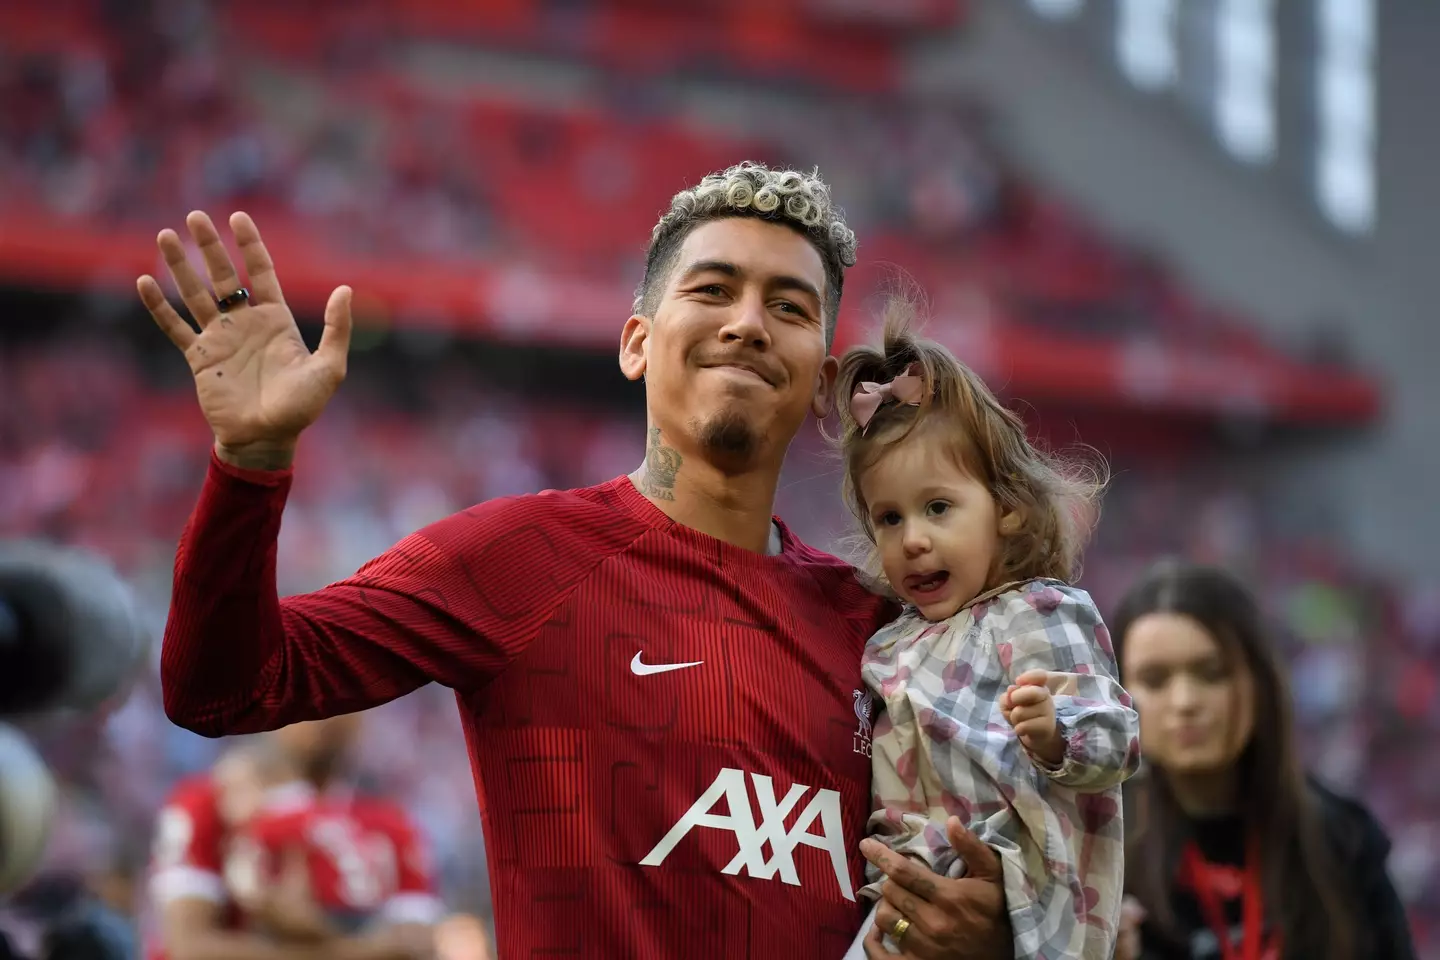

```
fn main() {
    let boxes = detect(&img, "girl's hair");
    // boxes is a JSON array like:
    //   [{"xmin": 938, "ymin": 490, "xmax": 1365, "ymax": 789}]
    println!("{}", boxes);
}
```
[
  {"xmin": 834, "ymin": 295, "xmax": 1104, "ymax": 585},
  {"xmin": 1111, "ymin": 560, "xmax": 1355, "ymax": 960}
]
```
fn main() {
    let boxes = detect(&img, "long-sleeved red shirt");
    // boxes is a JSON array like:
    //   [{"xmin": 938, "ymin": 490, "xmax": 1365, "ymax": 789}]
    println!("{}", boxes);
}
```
[{"xmin": 163, "ymin": 453, "xmax": 893, "ymax": 958}]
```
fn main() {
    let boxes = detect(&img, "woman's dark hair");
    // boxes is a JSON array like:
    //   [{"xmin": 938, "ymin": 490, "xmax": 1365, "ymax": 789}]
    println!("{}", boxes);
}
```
[{"xmin": 1112, "ymin": 560, "xmax": 1354, "ymax": 960}]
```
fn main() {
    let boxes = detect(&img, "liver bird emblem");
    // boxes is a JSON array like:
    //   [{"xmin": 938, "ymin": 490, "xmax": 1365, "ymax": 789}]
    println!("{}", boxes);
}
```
[{"xmin": 853, "ymin": 689, "xmax": 873, "ymax": 740}]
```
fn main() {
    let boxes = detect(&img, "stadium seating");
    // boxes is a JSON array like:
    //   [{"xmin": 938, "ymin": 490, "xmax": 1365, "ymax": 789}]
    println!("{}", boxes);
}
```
[
  {"xmin": 0, "ymin": 1, "xmax": 1429, "ymax": 949},
  {"xmin": 0, "ymin": 1, "xmax": 1378, "ymax": 424}
]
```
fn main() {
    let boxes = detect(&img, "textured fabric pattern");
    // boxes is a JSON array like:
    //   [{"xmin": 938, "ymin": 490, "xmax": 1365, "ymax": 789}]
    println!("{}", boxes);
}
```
[
  {"xmin": 861, "ymin": 579, "xmax": 1141, "ymax": 959},
  {"xmin": 162, "ymin": 454, "xmax": 894, "ymax": 959}
]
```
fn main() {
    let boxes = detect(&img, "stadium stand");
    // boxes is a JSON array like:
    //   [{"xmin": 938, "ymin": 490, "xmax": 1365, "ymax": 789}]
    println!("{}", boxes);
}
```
[{"xmin": 0, "ymin": 0, "xmax": 1430, "ymax": 951}]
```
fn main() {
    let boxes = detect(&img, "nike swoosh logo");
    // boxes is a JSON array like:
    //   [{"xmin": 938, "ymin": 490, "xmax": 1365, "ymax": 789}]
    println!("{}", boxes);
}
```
[{"xmin": 630, "ymin": 652, "xmax": 704, "ymax": 676}]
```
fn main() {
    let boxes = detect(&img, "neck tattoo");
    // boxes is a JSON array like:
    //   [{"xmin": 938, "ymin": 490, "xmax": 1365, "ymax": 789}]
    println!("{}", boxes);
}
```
[{"xmin": 640, "ymin": 427, "xmax": 682, "ymax": 501}]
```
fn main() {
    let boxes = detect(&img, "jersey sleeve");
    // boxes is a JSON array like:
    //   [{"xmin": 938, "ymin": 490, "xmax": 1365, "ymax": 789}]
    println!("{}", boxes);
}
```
[
  {"xmin": 356, "ymin": 801, "xmax": 444, "ymax": 925},
  {"xmin": 162, "ymin": 456, "xmax": 639, "ymax": 736},
  {"xmin": 991, "ymin": 582, "xmax": 1142, "ymax": 792},
  {"xmin": 147, "ymin": 780, "xmax": 229, "ymax": 907}
]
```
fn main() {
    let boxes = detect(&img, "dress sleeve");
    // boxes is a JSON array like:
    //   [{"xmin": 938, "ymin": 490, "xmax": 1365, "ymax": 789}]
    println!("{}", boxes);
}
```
[{"xmin": 989, "ymin": 582, "xmax": 1142, "ymax": 792}]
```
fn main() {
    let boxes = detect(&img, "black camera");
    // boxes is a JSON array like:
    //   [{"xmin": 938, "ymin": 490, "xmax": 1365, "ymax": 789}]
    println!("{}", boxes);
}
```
[{"xmin": 0, "ymin": 541, "xmax": 149, "ymax": 895}]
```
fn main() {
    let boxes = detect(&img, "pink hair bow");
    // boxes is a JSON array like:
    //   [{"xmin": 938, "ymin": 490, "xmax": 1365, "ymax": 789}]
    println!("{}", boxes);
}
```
[{"xmin": 850, "ymin": 363, "xmax": 925, "ymax": 432}]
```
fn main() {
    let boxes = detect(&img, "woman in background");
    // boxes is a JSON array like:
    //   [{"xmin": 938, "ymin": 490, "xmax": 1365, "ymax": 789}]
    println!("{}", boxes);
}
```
[{"xmin": 1112, "ymin": 560, "xmax": 1414, "ymax": 960}]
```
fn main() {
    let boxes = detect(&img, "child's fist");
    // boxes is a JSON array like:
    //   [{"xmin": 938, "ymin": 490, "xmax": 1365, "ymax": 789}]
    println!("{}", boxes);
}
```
[{"xmin": 1001, "ymin": 669, "xmax": 1064, "ymax": 767}]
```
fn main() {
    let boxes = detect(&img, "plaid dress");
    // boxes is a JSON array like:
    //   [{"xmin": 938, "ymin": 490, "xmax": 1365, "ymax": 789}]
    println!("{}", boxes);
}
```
[{"xmin": 860, "ymin": 579, "xmax": 1141, "ymax": 959}]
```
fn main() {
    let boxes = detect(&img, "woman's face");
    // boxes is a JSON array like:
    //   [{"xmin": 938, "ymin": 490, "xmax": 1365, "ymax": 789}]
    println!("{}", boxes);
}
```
[{"xmin": 1122, "ymin": 612, "xmax": 1255, "ymax": 775}]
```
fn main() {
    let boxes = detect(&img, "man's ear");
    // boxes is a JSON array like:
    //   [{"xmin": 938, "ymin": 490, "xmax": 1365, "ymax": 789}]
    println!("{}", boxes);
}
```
[
  {"xmin": 810, "ymin": 355, "xmax": 840, "ymax": 419},
  {"xmin": 619, "ymin": 315, "xmax": 649, "ymax": 381}
]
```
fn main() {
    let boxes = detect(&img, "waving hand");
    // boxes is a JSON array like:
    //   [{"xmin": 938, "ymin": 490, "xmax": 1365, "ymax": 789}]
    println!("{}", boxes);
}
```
[{"xmin": 138, "ymin": 211, "xmax": 352, "ymax": 469}]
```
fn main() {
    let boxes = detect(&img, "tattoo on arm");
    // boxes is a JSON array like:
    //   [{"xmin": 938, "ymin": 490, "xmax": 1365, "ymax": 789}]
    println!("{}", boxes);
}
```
[
  {"xmin": 215, "ymin": 442, "xmax": 297, "ymax": 471},
  {"xmin": 639, "ymin": 427, "xmax": 681, "ymax": 501}
]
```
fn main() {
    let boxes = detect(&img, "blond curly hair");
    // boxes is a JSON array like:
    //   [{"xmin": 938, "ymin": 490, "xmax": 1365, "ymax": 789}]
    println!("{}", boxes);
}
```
[{"xmin": 634, "ymin": 162, "xmax": 857, "ymax": 348}]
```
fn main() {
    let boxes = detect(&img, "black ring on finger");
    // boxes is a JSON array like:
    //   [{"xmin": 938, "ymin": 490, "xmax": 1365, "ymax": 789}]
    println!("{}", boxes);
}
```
[{"xmin": 216, "ymin": 287, "xmax": 251, "ymax": 313}]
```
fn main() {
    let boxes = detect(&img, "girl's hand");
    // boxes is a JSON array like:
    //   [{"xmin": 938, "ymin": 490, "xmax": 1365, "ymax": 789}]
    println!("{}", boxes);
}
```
[{"xmin": 1001, "ymin": 670, "xmax": 1064, "ymax": 767}]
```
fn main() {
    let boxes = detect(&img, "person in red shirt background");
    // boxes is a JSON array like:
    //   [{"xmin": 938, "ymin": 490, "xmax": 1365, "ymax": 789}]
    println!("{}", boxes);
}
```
[
  {"xmin": 216, "ymin": 743, "xmax": 442, "ymax": 940},
  {"xmin": 144, "ymin": 716, "xmax": 438, "ymax": 960}
]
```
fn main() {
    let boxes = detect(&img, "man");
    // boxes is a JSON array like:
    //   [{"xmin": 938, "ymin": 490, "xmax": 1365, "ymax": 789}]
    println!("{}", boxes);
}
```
[
  {"xmin": 144, "ymin": 718, "xmax": 439, "ymax": 960},
  {"xmin": 140, "ymin": 162, "xmax": 1011, "ymax": 958}
]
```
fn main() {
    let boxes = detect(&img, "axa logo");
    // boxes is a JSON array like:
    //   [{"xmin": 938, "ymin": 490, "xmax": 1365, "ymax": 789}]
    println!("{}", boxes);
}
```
[{"xmin": 640, "ymin": 768, "xmax": 854, "ymax": 901}]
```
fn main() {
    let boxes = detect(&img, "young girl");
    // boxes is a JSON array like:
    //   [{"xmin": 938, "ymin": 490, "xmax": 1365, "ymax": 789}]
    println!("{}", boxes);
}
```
[{"xmin": 838, "ymin": 303, "xmax": 1142, "ymax": 960}]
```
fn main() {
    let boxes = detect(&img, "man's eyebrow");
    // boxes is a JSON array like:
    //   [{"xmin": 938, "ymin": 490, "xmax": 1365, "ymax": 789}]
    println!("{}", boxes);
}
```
[
  {"xmin": 677, "ymin": 261, "xmax": 822, "ymax": 305},
  {"xmin": 770, "ymin": 275, "xmax": 822, "ymax": 305},
  {"xmin": 676, "ymin": 260, "xmax": 739, "ymax": 283}
]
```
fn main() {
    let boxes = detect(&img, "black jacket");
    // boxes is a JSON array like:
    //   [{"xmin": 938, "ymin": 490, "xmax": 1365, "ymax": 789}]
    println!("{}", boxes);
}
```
[{"xmin": 1134, "ymin": 778, "xmax": 1416, "ymax": 960}]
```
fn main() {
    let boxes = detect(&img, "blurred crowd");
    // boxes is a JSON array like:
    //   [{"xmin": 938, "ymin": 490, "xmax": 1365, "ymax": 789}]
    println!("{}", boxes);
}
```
[
  {"xmin": 0, "ymin": 0, "xmax": 1429, "ymax": 955},
  {"xmin": 0, "ymin": 0, "xmax": 991, "ymax": 260},
  {"xmin": 1, "ymin": 335, "xmax": 1437, "ymax": 951},
  {"xmin": 0, "ymin": 0, "xmax": 1317, "ymax": 361}
]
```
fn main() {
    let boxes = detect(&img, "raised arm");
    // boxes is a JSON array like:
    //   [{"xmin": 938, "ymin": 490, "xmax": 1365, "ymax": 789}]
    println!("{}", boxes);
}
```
[
  {"xmin": 142, "ymin": 212, "xmax": 580, "ymax": 735},
  {"xmin": 994, "ymin": 582, "xmax": 1141, "ymax": 792}
]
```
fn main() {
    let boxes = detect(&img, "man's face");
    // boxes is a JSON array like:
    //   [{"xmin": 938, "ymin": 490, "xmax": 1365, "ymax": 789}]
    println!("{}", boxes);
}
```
[
  {"xmin": 621, "ymin": 218, "xmax": 838, "ymax": 471},
  {"xmin": 211, "ymin": 752, "xmax": 267, "ymax": 827}
]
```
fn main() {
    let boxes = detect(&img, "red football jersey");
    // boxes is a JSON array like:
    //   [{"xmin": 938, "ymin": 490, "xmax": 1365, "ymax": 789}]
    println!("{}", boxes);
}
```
[
  {"xmin": 230, "ymin": 787, "xmax": 442, "ymax": 929},
  {"xmin": 345, "ymin": 793, "xmax": 444, "ymax": 925},
  {"xmin": 144, "ymin": 777, "xmax": 441, "ymax": 960},
  {"xmin": 230, "ymin": 796, "xmax": 385, "ymax": 927},
  {"xmin": 163, "ymin": 468, "xmax": 894, "ymax": 958},
  {"xmin": 143, "ymin": 776, "xmax": 241, "ymax": 960}
]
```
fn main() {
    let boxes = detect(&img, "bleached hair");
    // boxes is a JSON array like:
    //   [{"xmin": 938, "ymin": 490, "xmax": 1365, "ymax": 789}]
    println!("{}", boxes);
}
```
[{"xmin": 634, "ymin": 162, "xmax": 858, "ymax": 348}]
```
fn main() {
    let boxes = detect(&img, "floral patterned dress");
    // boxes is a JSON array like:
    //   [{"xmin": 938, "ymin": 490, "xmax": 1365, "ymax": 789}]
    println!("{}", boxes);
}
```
[{"xmin": 860, "ymin": 579, "xmax": 1141, "ymax": 959}]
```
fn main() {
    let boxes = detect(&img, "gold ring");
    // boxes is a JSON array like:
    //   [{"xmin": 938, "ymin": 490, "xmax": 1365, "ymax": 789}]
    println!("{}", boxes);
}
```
[{"xmin": 890, "ymin": 917, "xmax": 911, "ymax": 944}]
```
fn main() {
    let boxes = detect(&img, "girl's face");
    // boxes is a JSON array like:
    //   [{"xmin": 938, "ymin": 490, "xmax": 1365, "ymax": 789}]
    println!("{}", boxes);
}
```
[
  {"xmin": 1122, "ymin": 612, "xmax": 1255, "ymax": 775},
  {"xmin": 859, "ymin": 421, "xmax": 1005, "ymax": 621}
]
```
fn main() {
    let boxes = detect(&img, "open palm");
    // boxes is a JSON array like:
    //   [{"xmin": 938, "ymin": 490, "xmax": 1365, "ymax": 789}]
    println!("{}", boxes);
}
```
[{"xmin": 137, "ymin": 211, "xmax": 352, "ymax": 456}]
